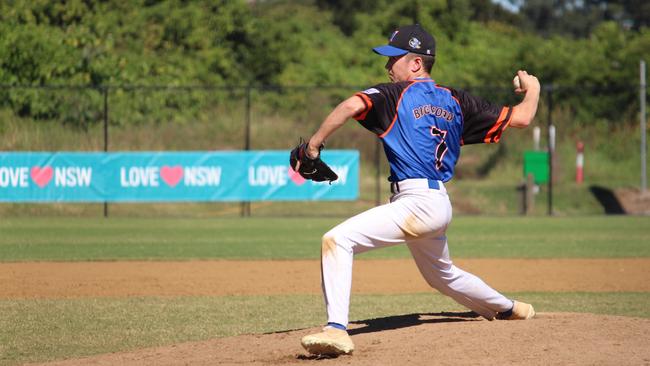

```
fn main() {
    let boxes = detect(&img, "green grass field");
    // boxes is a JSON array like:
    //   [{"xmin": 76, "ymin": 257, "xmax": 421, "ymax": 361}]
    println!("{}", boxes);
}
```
[
  {"xmin": 0, "ymin": 216, "xmax": 648, "ymax": 261},
  {"xmin": 1, "ymin": 216, "xmax": 649, "ymax": 365}
]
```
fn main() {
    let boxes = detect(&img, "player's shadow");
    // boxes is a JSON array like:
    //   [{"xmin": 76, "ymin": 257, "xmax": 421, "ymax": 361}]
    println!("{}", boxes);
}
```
[{"xmin": 347, "ymin": 311, "xmax": 481, "ymax": 335}]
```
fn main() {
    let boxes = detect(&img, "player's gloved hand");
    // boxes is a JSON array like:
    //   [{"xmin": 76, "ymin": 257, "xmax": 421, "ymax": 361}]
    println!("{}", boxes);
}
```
[{"xmin": 289, "ymin": 139, "xmax": 338, "ymax": 184}]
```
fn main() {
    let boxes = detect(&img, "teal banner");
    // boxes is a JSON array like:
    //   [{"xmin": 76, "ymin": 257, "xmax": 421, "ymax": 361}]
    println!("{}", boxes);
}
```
[{"xmin": 0, "ymin": 151, "xmax": 359, "ymax": 202}]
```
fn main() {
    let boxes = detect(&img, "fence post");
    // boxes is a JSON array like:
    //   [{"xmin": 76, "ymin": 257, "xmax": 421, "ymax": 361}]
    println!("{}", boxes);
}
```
[
  {"xmin": 525, "ymin": 173, "xmax": 535, "ymax": 215},
  {"xmin": 641, "ymin": 60, "xmax": 647, "ymax": 193},
  {"xmin": 241, "ymin": 86, "xmax": 252, "ymax": 217},
  {"xmin": 103, "ymin": 86, "xmax": 109, "ymax": 218},
  {"xmin": 546, "ymin": 85, "xmax": 554, "ymax": 216}
]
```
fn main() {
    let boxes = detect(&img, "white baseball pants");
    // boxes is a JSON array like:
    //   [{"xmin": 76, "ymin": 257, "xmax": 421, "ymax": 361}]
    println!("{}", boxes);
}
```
[{"xmin": 320, "ymin": 179, "xmax": 513, "ymax": 327}]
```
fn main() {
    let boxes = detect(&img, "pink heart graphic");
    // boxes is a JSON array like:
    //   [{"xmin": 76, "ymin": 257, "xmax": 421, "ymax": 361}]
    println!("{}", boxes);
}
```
[
  {"xmin": 160, "ymin": 166, "xmax": 183, "ymax": 187},
  {"xmin": 288, "ymin": 166, "xmax": 306, "ymax": 186},
  {"xmin": 30, "ymin": 166, "xmax": 53, "ymax": 188}
]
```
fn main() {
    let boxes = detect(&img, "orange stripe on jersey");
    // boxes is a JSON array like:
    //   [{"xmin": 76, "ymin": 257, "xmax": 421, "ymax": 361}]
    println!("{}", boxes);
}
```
[
  {"xmin": 353, "ymin": 93, "xmax": 373, "ymax": 121},
  {"xmin": 493, "ymin": 107, "xmax": 513, "ymax": 143},
  {"xmin": 483, "ymin": 106, "xmax": 513, "ymax": 144},
  {"xmin": 378, "ymin": 82, "xmax": 417, "ymax": 139}
]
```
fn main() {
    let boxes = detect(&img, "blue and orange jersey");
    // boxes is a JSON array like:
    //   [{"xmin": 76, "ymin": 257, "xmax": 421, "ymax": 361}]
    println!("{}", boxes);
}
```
[{"xmin": 354, "ymin": 78, "xmax": 513, "ymax": 183}]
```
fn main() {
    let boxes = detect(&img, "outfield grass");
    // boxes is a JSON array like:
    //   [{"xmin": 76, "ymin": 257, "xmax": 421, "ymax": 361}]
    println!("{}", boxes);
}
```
[{"xmin": 0, "ymin": 216, "xmax": 648, "ymax": 261}]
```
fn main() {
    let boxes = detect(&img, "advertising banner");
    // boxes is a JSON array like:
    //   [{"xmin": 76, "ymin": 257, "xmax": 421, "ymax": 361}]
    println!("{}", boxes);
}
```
[{"xmin": 0, "ymin": 151, "xmax": 358, "ymax": 202}]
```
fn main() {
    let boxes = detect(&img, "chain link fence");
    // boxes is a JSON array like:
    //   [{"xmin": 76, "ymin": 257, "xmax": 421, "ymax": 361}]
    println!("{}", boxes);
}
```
[{"xmin": 0, "ymin": 83, "xmax": 646, "ymax": 217}]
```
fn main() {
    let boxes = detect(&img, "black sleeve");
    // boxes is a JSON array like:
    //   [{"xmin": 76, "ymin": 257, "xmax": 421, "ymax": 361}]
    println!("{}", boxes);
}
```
[
  {"xmin": 353, "ymin": 82, "xmax": 411, "ymax": 135},
  {"xmin": 446, "ymin": 87, "xmax": 513, "ymax": 145}
]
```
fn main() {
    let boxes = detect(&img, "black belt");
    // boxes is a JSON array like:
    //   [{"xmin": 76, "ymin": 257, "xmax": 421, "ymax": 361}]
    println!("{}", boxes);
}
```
[{"xmin": 390, "ymin": 179, "xmax": 441, "ymax": 194}]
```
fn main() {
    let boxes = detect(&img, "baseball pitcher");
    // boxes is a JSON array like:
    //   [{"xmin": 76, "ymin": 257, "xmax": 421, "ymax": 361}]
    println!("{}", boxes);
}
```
[{"xmin": 291, "ymin": 24, "xmax": 540, "ymax": 356}]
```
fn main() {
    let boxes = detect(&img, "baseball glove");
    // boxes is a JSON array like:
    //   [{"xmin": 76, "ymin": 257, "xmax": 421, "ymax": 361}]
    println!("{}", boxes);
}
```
[{"xmin": 289, "ymin": 140, "xmax": 338, "ymax": 184}]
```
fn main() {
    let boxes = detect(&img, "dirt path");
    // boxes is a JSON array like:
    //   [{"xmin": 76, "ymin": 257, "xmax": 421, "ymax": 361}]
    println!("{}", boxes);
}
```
[{"xmin": 1, "ymin": 259, "xmax": 649, "ymax": 299}]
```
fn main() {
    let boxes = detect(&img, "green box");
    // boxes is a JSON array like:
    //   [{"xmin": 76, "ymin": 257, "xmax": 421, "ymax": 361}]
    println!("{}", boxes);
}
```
[{"xmin": 523, "ymin": 151, "xmax": 549, "ymax": 184}]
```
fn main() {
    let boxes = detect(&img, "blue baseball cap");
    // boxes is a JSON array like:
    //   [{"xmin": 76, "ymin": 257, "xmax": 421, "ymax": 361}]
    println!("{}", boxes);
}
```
[{"xmin": 373, "ymin": 24, "xmax": 436, "ymax": 57}]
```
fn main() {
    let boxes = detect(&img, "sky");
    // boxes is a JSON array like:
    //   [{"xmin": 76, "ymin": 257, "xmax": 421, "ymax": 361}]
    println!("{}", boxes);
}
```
[{"xmin": 491, "ymin": 0, "xmax": 521, "ymax": 13}]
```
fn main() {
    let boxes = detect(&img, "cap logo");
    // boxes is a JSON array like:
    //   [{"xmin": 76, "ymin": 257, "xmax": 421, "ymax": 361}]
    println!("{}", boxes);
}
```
[{"xmin": 409, "ymin": 37, "xmax": 421, "ymax": 49}]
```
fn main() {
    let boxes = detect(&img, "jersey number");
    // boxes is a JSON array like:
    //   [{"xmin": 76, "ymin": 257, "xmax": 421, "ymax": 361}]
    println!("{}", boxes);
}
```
[{"xmin": 430, "ymin": 126, "xmax": 448, "ymax": 170}]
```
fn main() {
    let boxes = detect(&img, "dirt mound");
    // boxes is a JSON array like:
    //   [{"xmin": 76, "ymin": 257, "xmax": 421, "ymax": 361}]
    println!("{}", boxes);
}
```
[{"xmin": 32, "ymin": 312, "xmax": 650, "ymax": 366}]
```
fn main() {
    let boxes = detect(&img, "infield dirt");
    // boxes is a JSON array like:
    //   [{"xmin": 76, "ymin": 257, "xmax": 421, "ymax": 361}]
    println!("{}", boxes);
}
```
[
  {"xmin": 3, "ymin": 258, "xmax": 650, "ymax": 298},
  {"xmin": 4, "ymin": 259, "xmax": 649, "ymax": 365}
]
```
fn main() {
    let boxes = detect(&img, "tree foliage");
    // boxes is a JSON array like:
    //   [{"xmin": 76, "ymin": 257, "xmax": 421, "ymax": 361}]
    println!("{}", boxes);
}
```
[
  {"xmin": 514, "ymin": 0, "xmax": 650, "ymax": 37},
  {"xmin": 0, "ymin": 0, "xmax": 648, "ymax": 127}
]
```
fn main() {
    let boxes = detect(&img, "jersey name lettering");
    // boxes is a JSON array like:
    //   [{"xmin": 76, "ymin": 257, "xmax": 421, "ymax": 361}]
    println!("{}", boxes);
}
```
[{"xmin": 412, "ymin": 104, "xmax": 453, "ymax": 121}]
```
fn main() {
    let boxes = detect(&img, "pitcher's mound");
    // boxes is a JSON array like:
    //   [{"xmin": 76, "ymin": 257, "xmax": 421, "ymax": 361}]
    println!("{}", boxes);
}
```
[{"xmin": 35, "ymin": 312, "xmax": 650, "ymax": 366}]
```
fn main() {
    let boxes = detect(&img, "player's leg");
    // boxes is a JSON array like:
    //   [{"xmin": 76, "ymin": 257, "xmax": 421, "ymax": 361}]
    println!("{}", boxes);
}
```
[
  {"xmin": 302, "ymin": 201, "xmax": 413, "ymax": 356},
  {"xmin": 319, "ymin": 201, "xmax": 413, "ymax": 328},
  {"xmin": 319, "ymin": 188, "xmax": 455, "ymax": 327},
  {"xmin": 303, "ymin": 188, "xmax": 458, "ymax": 355},
  {"xmin": 406, "ymin": 235, "xmax": 515, "ymax": 319}
]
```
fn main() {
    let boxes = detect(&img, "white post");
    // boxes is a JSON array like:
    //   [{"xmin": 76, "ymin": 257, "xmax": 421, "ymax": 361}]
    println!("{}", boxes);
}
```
[
  {"xmin": 549, "ymin": 125, "xmax": 556, "ymax": 152},
  {"xmin": 641, "ymin": 60, "xmax": 647, "ymax": 193},
  {"xmin": 533, "ymin": 126, "xmax": 541, "ymax": 151},
  {"xmin": 576, "ymin": 141, "xmax": 584, "ymax": 184}
]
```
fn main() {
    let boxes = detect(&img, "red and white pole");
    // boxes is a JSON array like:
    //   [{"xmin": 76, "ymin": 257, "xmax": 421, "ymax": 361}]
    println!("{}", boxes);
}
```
[{"xmin": 576, "ymin": 141, "xmax": 585, "ymax": 184}]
